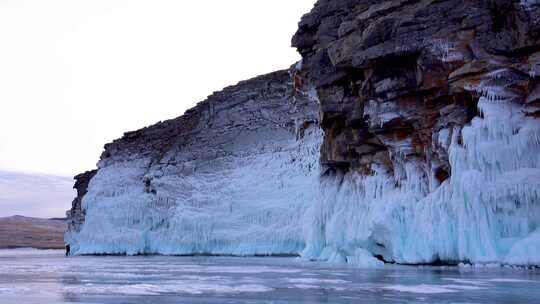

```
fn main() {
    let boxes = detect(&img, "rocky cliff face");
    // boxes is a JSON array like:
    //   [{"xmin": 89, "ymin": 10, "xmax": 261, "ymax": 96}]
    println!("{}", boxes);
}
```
[
  {"xmin": 65, "ymin": 70, "xmax": 322, "ymax": 255},
  {"xmin": 66, "ymin": 170, "xmax": 96, "ymax": 234},
  {"xmin": 293, "ymin": 0, "xmax": 540, "ymax": 176},
  {"xmin": 67, "ymin": 0, "xmax": 540, "ymax": 266},
  {"xmin": 292, "ymin": 0, "xmax": 540, "ymax": 265}
]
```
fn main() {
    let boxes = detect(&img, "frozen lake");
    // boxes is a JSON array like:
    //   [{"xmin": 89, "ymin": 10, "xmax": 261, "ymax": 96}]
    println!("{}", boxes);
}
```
[{"xmin": 0, "ymin": 249, "xmax": 539, "ymax": 303}]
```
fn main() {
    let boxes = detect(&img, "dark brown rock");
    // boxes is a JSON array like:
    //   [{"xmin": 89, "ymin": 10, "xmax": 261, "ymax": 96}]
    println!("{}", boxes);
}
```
[{"xmin": 293, "ymin": 0, "xmax": 540, "ymax": 175}]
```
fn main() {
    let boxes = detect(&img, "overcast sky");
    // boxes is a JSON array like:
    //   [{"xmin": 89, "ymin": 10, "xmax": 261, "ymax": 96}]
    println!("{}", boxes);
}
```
[
  {"xmin": 0, "ymin": 170, "xmax": 74, "ymax": 218},
  {"xmin": 0, "ymin": 0, "xmax": 315, "ymax": 177},
  {"xmin": 0, "ymin": 0, "xmax": 316, "ymax": 217}
]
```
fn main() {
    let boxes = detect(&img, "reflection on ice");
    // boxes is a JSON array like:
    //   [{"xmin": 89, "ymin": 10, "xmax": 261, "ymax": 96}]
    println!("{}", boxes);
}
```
[
  {"xmin": 0, "ymin": 250, "xmax": 539, "ymax": 303},
  {"xmin": 63, "ymin": 282, "xmax": 273, "ymax": 295}
]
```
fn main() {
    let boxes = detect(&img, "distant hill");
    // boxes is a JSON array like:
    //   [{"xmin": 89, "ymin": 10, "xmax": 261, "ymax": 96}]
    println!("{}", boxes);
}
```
[{"xmin": 0, "ymin": 216, "xmax": 65, "ymax": 249}]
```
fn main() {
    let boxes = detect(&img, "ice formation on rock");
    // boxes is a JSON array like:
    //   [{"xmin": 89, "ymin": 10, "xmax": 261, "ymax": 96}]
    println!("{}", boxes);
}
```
[
  {"xmin": 66, "ymin": 71, "xmax": 323, "ymax": 256},
  {"xmin": 302, "ymin": 89, "xmax": 540, "ymax": 266},
  {"xmin": 288, "ymin": 0, "xmax": 540, "ymax": 267},
  {"xmin": 67, "ymin": 0, "xmax": 540, "ymax": 267}
]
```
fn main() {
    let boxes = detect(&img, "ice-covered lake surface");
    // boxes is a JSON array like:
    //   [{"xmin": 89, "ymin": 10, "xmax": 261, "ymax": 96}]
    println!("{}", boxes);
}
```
[{"xmin": 1, "ymin": 249, "xmax": 539, "ymax": 304}]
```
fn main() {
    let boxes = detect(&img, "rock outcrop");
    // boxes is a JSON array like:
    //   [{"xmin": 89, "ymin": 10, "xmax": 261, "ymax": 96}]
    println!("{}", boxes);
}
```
[
  {"xmin": 67, "ymin": 0, "xmax": 540, "ymax": 266},
  {"xmin": 65, "ymin": 70, "xmax": 321, "ymax": 255},
  {"xmin": 293, "ymin": 0, "xmax": 540, "ymax": 176},
  {"xmin": 66, "ymin": 170, "xmax": 96, "ymax": 233},
  {"xmin": 291, "ymin": 0, "xmax": 540, "ymax": 265}
]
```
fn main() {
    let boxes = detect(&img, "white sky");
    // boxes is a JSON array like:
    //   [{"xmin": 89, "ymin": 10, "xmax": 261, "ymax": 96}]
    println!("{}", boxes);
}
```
[
  {"xmin": 0, "ymin": 170, "xmax": 74, "ymax": 218},
  {"xmin": 0, "ymin": 0, "xmax": 316, "ymax": 177}
]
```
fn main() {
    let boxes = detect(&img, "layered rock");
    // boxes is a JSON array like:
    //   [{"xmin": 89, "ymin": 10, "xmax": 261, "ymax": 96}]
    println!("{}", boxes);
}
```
[
  {"xmin": 293, "ymin": 0, "xmax": 540, "ymax": 175},
  {"xmin": 65, "ymin": 70, "xmax": 322, "ymax": 255},
  {"xmin": 292, "ymin": 0, "xmax": 540, "ymax": 265}
]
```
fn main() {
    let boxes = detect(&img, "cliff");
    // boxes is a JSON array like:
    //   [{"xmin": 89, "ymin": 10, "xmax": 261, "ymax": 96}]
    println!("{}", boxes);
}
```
[
  {"xmin": 291, "ymin": 0, "xmax": 540, "ymax": 265},
  {"xmin": 67, "ymin": 0, "xmax": 540, "ymax": 266},
  {"xmin": 65, "ymin": 70, "xmax": 321, "ymax": 256},
  {"xmin": 293, "ymin": 0, "xmax": 540, "ymax": 174}
]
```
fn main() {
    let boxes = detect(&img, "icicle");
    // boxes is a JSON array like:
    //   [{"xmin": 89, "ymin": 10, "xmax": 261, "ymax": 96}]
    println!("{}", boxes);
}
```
[{"xmin": 302, "ymin": 83, "xmax": 540, "ymax": 267}]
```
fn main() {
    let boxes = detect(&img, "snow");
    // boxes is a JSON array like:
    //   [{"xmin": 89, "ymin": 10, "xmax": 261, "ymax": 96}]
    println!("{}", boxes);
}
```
[
  {"xmin": 382, "ymin": 284, "xmax": 459, "ymax": 294},
  {"xmin": 0, "ymin": 286, "xmax": 32, "ymax": 295},
  {"xmin": 0, "ymin": 248, "xmax": 63, "ymax": 257},
  {"xmin": 181, "ymin": 266, "xmax": 302, "ymax": 274},
  {"xmin": 67, "ymin": 84, "xmax": 540, "ymax": 267},
  {"xmin": 487, "ymin": 278, "xmax": 537, "ymax": 283},
  {"xmin": 63, "ymin": 282, "xmax": 273, "ymax": 295},
  {"xmin": 287, "ymin": 278, "xmax": 349, "ymax": 284},
  {"xmin": 292, "ymin": 284, "xmax": 319, "ymax": 289},
  {"xmin": 442, "ymin": 278, "xmax": 489, "ymax": 285}
]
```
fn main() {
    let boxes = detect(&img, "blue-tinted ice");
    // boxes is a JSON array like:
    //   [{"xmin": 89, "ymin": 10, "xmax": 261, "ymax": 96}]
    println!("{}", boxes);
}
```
[{"xmin": 1, "ymin": 249, "xmax": 539, "ymax": 303}]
